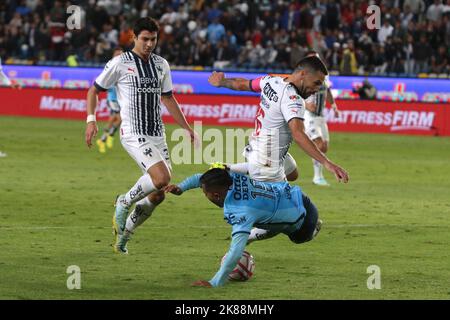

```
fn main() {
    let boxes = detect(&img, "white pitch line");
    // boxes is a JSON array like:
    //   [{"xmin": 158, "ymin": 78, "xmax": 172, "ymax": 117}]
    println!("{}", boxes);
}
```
[{"xmin": 0, "ymin": 224, "xmax": 447, "ymax": 231}]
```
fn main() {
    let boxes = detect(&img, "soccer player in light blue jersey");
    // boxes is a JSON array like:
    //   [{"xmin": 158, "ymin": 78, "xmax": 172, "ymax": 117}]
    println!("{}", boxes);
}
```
[{"xmin": 165, "ymin": 168, "xmax": 321, "ymax": 288}]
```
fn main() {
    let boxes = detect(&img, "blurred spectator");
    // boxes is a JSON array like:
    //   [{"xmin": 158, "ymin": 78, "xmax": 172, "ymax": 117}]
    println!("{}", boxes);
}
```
[
  {"xmin": 430, "ymin": 45, "xmax": 449, "ymax": 73},
  {"xmin": 378, "ymin": 18, "xmax": 394, "ymax": 44},
  {"xmin": 403, "ymin": 0, "xmax": 426, "ymax": 15},
  {"xmin": 353, "ymin": 78, "xmax": 377, "ymax": 100},
  {"xmin": 207, "ymin": 17, "xmax": 225, "ymax": 46},
  {"xmin": 414, "ymin": 34, "xmax": 432, "ymax": 73},
  {"xmin": 427, "ymin": 0, "xmax": 445, "ymax": 22},
  {"xmin": 340, "ymin": 41, "xmax": 358, "ymax": 75}
]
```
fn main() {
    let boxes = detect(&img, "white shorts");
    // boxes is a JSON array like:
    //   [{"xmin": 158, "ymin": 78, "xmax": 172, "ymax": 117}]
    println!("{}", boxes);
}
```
[
  {"xmin": 121, "ymin": 135, "xmax": 172, "ymax": 174},
  {"xmin": 304, "ymin": 114, "xmax": 330, "ymax": 142},
  {"xmin": 243, "ymin": 147, "xmax": 297, "ymax": 182}
]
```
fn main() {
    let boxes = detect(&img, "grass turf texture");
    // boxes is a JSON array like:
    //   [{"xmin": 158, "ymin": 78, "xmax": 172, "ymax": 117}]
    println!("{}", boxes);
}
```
[{"xmin": 0, "ymin": 115, "xmax": 449, "ymax": 299}]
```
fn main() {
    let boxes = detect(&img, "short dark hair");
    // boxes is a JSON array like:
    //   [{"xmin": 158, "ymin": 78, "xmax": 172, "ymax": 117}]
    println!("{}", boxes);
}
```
[
  {"xmin": 305, "ymin": 50, "xmax": 319, "ymax": 57},
  {"xmin": 294, "ymin": 55, "xmax": 329, "ymax": 75},
  {"xmin": 199, "ymin": 168, "xmax": 233, "ymax": 191},
  {"xmin": 133, "ymin": 17, "xmax": 160, "ymax": 37}
]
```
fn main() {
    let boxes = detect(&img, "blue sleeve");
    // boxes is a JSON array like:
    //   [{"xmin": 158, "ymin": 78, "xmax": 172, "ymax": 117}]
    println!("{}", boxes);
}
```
[
  {"xmin": 208, "ymin": 232, "xmax": 249, "ymax": 287},
  {"xmin": 178, "ymin": 174, "xmax": 202, "ymax": 192}
]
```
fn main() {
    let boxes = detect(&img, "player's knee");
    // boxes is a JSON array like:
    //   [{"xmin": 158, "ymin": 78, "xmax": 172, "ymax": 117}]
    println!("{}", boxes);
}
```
[
  {"xmin": 152, "ymin": 174, "xmax": 171, "ymax": 189},
  {"xmin": 286, "ymin": 169, "xmax": 298, "ymax": 182},
  {"xmin": 148, "ymin": 191, "xmax": 165, "ymax": 205},
  {"xmin": 321, "ymin": 142, "xmax": 328, "ymax": 153}
]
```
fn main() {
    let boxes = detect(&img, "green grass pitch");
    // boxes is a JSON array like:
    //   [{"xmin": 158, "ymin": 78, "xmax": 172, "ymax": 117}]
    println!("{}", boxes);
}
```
[{"xmin": 0, "ymin": 115, "xmax": 449, "ymax": 299}]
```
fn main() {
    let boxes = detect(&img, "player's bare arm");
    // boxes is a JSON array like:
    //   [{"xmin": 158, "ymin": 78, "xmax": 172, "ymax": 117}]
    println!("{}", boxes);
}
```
[
  {"xmin": 288, "ymin": 118, "xmax": 349, "ymax": 183},
  {"xmin": 327, "ymin": 88, "xmax": 340, "ymax": 117},
  {"xmin": 208, "ymin": 71, "xmax": 252, "ymax": 91},
  {"xmin": 85, "ymin": 85, "xmax": 101, "ymax": 148},
  {"xmin": 162, "ymin": 94, "xmax": 199, "ymax": 146}
]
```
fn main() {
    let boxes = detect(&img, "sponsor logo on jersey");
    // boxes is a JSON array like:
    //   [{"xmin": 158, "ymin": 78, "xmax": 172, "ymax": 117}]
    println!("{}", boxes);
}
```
[
  {"xmin": 136, "ymin": 87, "xmax": 161, "ymax": 94},
  {"xmin": 140, "ymin": 77, "xmax": 159, "ymax": 85},
  {"xmin": 263, "ymin": 83, "xmax": 278, "ymax": 102}
]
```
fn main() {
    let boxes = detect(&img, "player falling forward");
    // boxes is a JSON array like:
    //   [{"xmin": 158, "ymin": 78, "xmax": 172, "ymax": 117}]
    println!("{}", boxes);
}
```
[
  {"xmin": 96, "ymin": 48, "xmax": 124, "ymax": 153},
  {"xmin": 304, "ymin": 51, "xmax": 341, "ymax": 186},
  {"xmin": 85, "ymin": 17, "xmax": 197, "ymax": 254},
  {"xmin": 208, "ymin": 55, "xmax": 348, "ymax": 184},
  {"xmin": 166, "ymin": 167, "xmax": 322, "ymax": 287}
]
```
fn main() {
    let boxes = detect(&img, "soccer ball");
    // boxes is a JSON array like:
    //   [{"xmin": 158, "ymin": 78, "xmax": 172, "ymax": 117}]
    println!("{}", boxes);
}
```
[{"xmin": 221, "ymin": 250, "xmax": 255, "ymax": 281}]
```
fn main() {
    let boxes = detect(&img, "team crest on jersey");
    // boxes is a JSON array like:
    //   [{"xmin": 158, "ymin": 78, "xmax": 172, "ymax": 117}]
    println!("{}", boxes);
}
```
[
  {"xmin": 289, "ymin": 95, "xmax": 301, "ymax": 101},
  {"xmin": 143, "ymin": 147, "xmax": 153, "ymax": 157}
]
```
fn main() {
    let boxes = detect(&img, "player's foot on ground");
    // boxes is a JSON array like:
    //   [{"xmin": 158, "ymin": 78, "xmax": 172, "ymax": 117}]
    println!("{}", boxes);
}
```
[
  {"xmin": 313, "ymin": 219, "xmax": 323, "ymax": 238},
  {"xmin": 313, "ymin": 177, "xmax": 330, "ymax": 186},
  {"xmin": 96, "ymin": 139, "xmax": 106, "ymax": 153},
  {"xmin": 0, "ymin": 151, "xmax": 7, "ymax": 158},
  {"xmin": 113, "ymin": 229, "xmax": 132, "ymax": 254},
  {"xmin": 114, "ymin": 194, "xmax": 130, "ymax": 234},
  {"xmin": 106, "ymin": 135, "xmax": 114, "ymax": 149}
]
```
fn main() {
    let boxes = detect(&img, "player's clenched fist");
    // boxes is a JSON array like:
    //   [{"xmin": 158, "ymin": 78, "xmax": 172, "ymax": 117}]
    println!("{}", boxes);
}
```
[
  {"xmin": 208, "ymin": 71, "xmax": 225, "ymax": 87},
  {"xmin": 85, "ymin": 122, "xmax": 98, "ymax": 148}
]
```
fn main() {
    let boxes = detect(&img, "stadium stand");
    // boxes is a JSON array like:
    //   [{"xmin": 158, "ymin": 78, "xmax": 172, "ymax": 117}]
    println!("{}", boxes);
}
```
[{"xmin": 0, "ymin": 0, "xmax": 449, "ymax": 77}]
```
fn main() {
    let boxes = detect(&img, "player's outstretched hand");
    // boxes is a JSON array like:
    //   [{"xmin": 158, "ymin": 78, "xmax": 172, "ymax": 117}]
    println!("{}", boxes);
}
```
[
  {"xmin": 191, "ymin": 280, "xmax": 212, "ymax": 288},
  {"xmin": 208, "ymin": 71, "xmax": 225, "ymax": 87},
  {"xmin": 85, "ymin": 122, "xmax": 98, "ymax": 148},
  {"xmin": 324, "ymin": 160, "xmax": 349, "ymax": 183},
  {"xmin": 164, "ymin": 184, "xmax": 183, "ymax": 195}
]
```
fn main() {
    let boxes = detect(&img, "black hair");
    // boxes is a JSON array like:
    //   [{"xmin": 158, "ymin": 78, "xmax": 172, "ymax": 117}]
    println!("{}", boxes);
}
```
[
  {"xmin": 294, "ymin": 55, "xmax": 329, "ymax": 75},
  {"xmin": 305, "ymin": 50, "xmax": 319, "ymax": 57},
  {"xmin": 199, "ymin": 168, "xmax": 233, "ymax": 191},
  {"xmin": 133, "ymin": 17, "xmax": 160, "ymax": 37}
]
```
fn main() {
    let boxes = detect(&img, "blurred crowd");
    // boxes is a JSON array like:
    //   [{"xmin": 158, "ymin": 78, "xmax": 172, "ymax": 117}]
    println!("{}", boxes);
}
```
[{"xmin": 1, "ymin": 0, "xmax": 450, "ymax": 76}]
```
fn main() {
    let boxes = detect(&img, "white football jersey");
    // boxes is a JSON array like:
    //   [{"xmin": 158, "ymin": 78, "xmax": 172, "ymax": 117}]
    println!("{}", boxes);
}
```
[
  {"xmin": 247, "ymin": 75, "xmax": 305, "ymax": 167},
  {"xmin": 94, "ymin": 51, "xmax": 173, "ymax": 137}
]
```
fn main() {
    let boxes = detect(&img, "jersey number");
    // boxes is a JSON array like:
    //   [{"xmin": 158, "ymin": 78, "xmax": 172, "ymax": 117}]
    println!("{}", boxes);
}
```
[{"xmin": 254, "ymin": 107, "xmax": 265, "ymax": 136}]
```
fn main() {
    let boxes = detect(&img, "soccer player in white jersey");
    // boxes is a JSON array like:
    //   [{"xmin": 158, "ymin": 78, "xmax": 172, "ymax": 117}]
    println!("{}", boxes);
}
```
[
  {"xmin": 85, "ymin": 17, "xmax": 198, "ymax": 254},
  {"xmin": 208, "ymin": 56, "xmax": 348, "ymax": 184},
  {"xmin": 0, "ymin": 57, "xmax": 21, "ymax": 158},
  {"xmin": 304, "ymin": 51, "xmax": 341, "ymax": 186}
]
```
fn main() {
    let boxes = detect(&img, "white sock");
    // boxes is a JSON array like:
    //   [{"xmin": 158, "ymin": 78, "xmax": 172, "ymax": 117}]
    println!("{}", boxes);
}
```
[
  {"xmin": 123, "ymin": 174, "xmax": 156, "ymax": 207},
  {"xmin": 313, "ymin": 159, "xmax": 323, "ymax": 180},
  {"xmin": 247, "ymin": 228, "xmax": 278, "ymax": 244},
  {"xmin": 229, "ymin": 162, "xmax": 249, "ymax": 175},
  {"xmin": 125, "ymin": 197, "xmax": 155, "ymax": 233}
]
